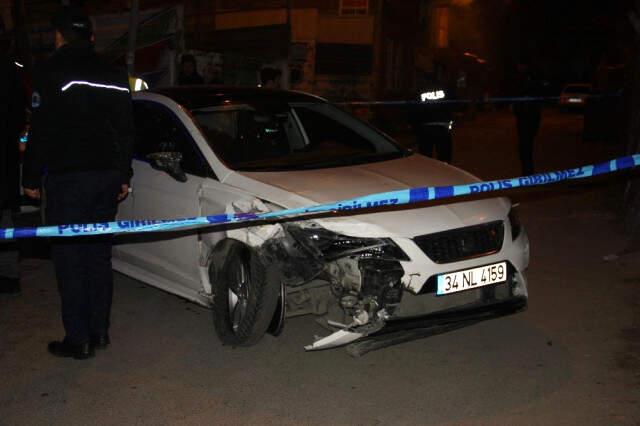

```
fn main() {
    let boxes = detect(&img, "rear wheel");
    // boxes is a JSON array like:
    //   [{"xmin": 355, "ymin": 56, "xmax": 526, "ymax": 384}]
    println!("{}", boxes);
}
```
[{"xmin": 212, "ymin": 241, "xmax": 280, "ymax": 346}]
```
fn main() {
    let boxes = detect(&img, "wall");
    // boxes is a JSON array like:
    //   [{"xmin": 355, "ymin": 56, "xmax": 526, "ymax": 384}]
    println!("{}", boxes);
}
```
[
  {"xmin": 0, "ymin": 0, "xmax": 11, "ymax": 31},
  {"xmin": 215, "ymin": 9, "xmax": 287, "ymax": 29}
]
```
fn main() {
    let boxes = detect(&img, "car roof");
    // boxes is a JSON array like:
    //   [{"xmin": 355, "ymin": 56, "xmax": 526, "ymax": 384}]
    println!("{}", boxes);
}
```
[{"xmin": 149, "ymin": 86, "xmax": 327, "ymax": 109}]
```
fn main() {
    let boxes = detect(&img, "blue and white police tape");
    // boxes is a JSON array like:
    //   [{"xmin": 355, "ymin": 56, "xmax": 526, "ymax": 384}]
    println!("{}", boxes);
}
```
[
  {"xmin": 1, "ymin": 154, "xmax": 639, "ymax": 241},
  {"xmin": 341, "ymin": 92, "xmax": 622, "ymax": 107}
]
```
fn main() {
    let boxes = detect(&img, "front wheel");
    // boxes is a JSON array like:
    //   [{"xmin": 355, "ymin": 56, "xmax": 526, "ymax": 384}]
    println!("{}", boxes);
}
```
[{"xmin": 212, "ymin": 241, "xmax": 281, "ymax": 346}]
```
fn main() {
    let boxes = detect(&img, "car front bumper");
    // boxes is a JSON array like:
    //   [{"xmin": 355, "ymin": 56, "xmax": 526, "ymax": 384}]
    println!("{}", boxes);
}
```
[{"xmin": 346, "ymin": 295, "xmax": 528, "ymax": 356}]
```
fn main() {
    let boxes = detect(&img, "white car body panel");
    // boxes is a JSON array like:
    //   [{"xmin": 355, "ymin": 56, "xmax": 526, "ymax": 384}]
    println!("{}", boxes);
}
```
[{"xmin": 230, "ymin": 154, "xmax": 510, "ymax": 238}]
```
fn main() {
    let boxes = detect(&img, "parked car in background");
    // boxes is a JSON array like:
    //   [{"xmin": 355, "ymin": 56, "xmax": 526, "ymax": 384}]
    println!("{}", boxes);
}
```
[
  {"xmin": 559, "ymin": 83, "xmax": 592, "ymax": 109},
  {"xmin": 113, "ymin": 87, "xmax": 530, "ymax": 352}
]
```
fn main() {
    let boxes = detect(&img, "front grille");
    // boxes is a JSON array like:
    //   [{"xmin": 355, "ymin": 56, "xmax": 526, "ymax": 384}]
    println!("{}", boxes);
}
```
[{"xmin": 414, "ymin": 221, "xmax": 505, "ymax": 264}]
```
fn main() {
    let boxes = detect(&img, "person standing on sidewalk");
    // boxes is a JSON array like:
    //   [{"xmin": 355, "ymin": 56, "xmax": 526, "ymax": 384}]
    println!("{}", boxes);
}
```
[
  {"xmin": 513, "ymin": 64, "xmax": 542, "ymax": 176},
  {"xmin": 22, "ymin": 7, "xmax": 134, "ymax": 360},
  {"xmin": 177, "ymin": 54, "xmax": 204, "ymax": 85},
  {"xmin": 260, "ymin": 67, "xmax": 282, "ymax": 89},
  {"xmin": 0, "ymin": 50, "xmax": 26, "ymax": 295}
]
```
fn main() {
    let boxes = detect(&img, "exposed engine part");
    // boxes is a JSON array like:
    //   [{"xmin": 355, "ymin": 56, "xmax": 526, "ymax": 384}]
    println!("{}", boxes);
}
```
[
  {"xmin": 245, "ymin": 221, "xmax": 411, "ymax": 350},
  {"xmin": 340, "ymin": 294, "xmax": 359, "ymax": 310},
  {"xmin": 327, "ymin": 257, "xmax": 362, "ymax": 294},
  {"xmin": 353, "ymin": 309, "xmax": 369, "ymax": 326},
  {"xmin": 305, "ymin": 253, "xmax": 406, "ymax": 350},
  {"xmin": 358, "ymin": 259, "xmax": 405, "ymax": 315}
]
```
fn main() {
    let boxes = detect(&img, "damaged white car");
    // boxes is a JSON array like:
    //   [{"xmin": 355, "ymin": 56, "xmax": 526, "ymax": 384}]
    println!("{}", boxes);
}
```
[{"xmin": 113, "ymin": 87, "xmax": 530, "ymax": 353}]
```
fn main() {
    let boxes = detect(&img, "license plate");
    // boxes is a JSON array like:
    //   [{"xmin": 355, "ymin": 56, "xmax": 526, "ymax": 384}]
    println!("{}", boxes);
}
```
[
  {"xmin": 568, "ymin": 97, "xmax": 583, "ymax": 103},
  {"xmin": 437, "ymin": 262, "xmax": 507, "ymax": 296}
]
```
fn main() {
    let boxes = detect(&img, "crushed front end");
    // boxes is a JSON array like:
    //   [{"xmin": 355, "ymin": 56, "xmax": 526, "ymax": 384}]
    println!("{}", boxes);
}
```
[{"xmin": 260, "ymin": 208, "xmax": 529, "ymax": 352}]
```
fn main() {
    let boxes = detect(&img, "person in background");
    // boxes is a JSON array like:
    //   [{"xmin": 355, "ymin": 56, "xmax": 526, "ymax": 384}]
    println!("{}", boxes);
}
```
[
  {"xmin": 260, "ymin": 67, "xmax": 281, "ymax": 89},
  {"xmin": 513, "ymin": 64, "xmax": 542, "ymax": 176},
  {"xmin": 22, "ymin": 6, "xmax": 134, "ymax": 359},
  {"xmin": 0, "ymin": 48, "xmax": 26, "ymax": 295},
  {"xmin": 203, "ymin": 61, "xmax": 223, "ymax": 85},
  {"xmin": 177, "ymin": 54, "xmax": 204, "ymax": 85},
  {"xmin": 410, "ymin": 72, "xmax": 453, "ymax": 163}
]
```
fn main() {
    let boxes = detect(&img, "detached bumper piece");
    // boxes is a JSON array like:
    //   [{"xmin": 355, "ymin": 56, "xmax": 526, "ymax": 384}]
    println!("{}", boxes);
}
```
[{"xmin": 345, "ymin": 297, "xmax": 527, "ymax": 357}]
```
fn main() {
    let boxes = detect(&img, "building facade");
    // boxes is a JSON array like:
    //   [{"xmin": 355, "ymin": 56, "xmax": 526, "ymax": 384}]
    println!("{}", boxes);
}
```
[
  {"xmin": 5, "ymin": 0, "xmax": 426, "ymax": 100},
  {"xmin": 199, "ymin": 0, "xmax": 406, "ymax": 101}
]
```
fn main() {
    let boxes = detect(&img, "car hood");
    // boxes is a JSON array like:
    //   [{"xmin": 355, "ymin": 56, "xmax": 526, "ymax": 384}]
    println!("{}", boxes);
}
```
[{"xmin": 223, "ymin": 154, "xmax": 510, "ymax": 238}]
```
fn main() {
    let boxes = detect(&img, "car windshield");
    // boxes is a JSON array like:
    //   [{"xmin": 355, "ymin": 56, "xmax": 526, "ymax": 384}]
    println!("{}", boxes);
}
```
[{"xmin": 190, "ymin": 101, "xmax": 406, "ymax": 171}]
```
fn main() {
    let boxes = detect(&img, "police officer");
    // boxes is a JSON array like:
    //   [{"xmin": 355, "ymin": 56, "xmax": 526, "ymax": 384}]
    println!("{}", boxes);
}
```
[
  {"xmin": 410, "ymin": 74, "xmax": 454, "ymax": 163},
  {"xmin": 513, "ymin": 64, "xmax": 542, "ymax": 176},
  {"xmin": 0, "ymin": 48, "xmax": 26, "ymax": 295},
  {"xmin": 23, "ymin": 7, "xmax": 134, "ymax": 360}
]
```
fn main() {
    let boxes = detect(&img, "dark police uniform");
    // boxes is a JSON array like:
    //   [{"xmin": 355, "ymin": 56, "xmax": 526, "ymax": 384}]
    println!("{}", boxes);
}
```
[
  {"xmin": 0, "ymin": 55, "xmax": 26, "ymax": 294},
  {"xmin": 513, "ymin": 71, "xmax": 542, "ymax": 176},
  {"xmin": 23, "ymin": 32, "xmax": 133, "ymax": 356},
  {"xmin": 409, "ymin": 86, "xmax": 454, "ymax": 163}
]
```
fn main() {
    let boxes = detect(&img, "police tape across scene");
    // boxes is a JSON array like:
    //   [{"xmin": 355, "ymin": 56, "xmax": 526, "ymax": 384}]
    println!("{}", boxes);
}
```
[
  {"xmin": 1, "ymin": 154, "xmax": 639, "ymax": 241},
  {"xmin": 340, "ymin": 92, "xmax": 621, "ymax": 106}
]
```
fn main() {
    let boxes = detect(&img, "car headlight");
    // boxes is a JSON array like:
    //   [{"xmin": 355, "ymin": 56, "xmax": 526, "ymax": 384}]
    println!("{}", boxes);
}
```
[
  {"xmin": 508, "ymin": 205, "xmax": 522, "ymax": 240},
  {"xmin": 287, "ymin": 225, "xmax": 410, "ymax": 261}
]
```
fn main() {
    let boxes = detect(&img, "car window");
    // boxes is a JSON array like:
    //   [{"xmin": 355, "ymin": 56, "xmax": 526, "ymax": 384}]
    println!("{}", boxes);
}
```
[
  {"xmin": 190, "ymin": 102, "xmax": 405, "ymax": 171},
  {"xmin": 133, "ymin": 101, "xmax": 214, "ymax": 179}
]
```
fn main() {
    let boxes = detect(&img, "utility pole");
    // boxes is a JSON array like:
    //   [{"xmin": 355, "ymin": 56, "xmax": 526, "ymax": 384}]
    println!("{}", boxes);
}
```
[
  {"xmin": 126, "ymin": 0, "xmax": 140, "ymax": 76},
  {"xmin": 10, "ymin": 0, "xmax": 31, "ymax": 70},
  {"xmin": 372, "ymin": 0, "xmax": 384, "ymax": 100},
  {"xmin": 282, "ymin": 0, "xmax": 292, "ymax": 90}
]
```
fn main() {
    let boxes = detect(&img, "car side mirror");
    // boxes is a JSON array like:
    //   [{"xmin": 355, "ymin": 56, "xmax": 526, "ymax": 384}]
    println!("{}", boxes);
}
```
[{"xmin": 146, "ymin": 152, "xmax": 188, "ymax": 182}]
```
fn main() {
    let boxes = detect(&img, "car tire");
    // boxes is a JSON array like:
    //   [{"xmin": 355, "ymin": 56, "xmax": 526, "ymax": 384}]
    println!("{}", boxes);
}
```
[{"xmin": 212, "ymin": 241, "xmax": 281, "ymax": 346}]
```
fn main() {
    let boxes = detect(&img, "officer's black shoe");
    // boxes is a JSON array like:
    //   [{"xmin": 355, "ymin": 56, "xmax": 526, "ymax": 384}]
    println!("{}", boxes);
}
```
[
  {"xmin": 48, "ymin": 340, "xmax": 95, "ymax": 360},
  {"xmin": 90, "ymin": 334, "xmax": 110, "ymax": 350},
  {"xmin": 0, "ymin": 277, "xmax": 20, "ymax": 295}
]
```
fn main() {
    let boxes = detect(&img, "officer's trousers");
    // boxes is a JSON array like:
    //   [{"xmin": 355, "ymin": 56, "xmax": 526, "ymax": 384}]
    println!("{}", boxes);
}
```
[
  {"xmin": 516, "ymin": 113, "xmax": 541, "ymax": 176},
  {"xmin": 415, "ymin": 124, "xmax": 453, "ymax": 163},
  {"xmin": 0, "ymin": 208, "xmax": 19, "ymax": 280},
  {"xmin": 45, "ymin": 170, "xmax": 121, "ymax": 345}
]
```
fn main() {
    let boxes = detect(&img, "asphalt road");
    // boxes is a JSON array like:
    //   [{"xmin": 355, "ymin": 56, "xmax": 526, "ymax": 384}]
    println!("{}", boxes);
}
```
[{"xmin": 1, "ymin": 109, "xmax": 639, "ymax": 425}]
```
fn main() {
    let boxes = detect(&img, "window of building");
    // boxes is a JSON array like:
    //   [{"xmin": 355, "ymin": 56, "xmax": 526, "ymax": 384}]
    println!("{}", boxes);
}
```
[
  {"xmin": 340, "ymin": 0, "xmax": 369, "ymax": 16},
  {"xmin": 316, "ymin": 43, "xmax": 373, "ymax": 75},
  {"xmin": 433, "ymin": 6, "xmax": 449, "ymax": 48}
]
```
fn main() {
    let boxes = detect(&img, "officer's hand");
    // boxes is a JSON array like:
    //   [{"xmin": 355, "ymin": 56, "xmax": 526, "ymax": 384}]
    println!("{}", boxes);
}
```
[
  {"xmin": 24, "ymin": 188, "xmax": 41, "ymax": 199},
  {"xmin": 117, "ymin": 184, "xmax": 130, "ymax": 202}
]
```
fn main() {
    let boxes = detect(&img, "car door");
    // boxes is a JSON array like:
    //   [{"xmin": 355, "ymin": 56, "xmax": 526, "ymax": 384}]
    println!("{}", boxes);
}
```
[{"xmin": 116, "ymin": 100, "xmax": 216, "ymax": 296}]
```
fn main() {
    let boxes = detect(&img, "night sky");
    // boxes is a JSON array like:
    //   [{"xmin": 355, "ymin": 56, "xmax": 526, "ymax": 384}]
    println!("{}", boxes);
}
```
[{"xmin": 511, "ymin": 0, "xmax": 631, "ymax": 86}]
